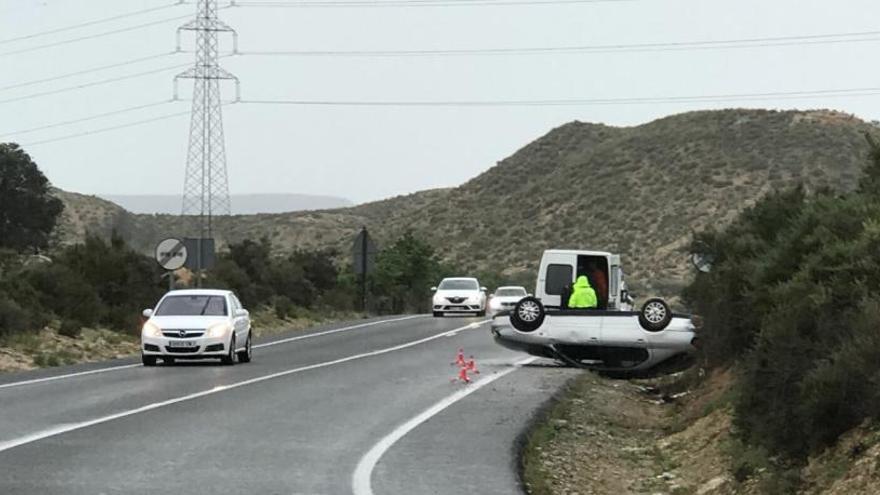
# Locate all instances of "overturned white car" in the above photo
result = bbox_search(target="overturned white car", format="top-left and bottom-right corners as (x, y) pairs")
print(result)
(491, 249), (697, 372)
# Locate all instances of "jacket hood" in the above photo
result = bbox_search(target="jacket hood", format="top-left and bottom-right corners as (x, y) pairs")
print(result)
(573, 275), (591, 289)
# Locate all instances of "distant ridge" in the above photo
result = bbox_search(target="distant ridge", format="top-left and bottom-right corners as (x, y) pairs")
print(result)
(99, 193), (353, 215)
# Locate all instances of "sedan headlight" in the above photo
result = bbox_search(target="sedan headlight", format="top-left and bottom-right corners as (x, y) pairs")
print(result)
(142, 322), (162, 338)
(205, 323), (232, 338)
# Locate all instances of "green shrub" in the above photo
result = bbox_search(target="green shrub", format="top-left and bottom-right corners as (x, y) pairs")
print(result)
(0, 295), (30, 337)
(58, 319), (82, 338)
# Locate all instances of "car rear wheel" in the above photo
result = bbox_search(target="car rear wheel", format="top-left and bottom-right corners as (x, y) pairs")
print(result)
(142, 354), (157, 366)
(162, 357), (176, 365)
(221, 336), (236, 365)
(237, 334), (252, 363)
(638, 298), (673, 332)
(510, 297), (546, 333)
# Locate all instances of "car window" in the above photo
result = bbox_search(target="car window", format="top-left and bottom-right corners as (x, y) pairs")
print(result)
(156, 295), (228, 316)
(495, 288), (526, 297)
(545, 264), (573, 295)
(438, 279), (479, 290)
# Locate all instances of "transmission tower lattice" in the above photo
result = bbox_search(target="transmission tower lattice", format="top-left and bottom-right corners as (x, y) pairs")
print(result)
(175, 0), (240, 237)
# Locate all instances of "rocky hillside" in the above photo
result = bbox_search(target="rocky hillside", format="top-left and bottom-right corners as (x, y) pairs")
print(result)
(55, 109), (876, 295)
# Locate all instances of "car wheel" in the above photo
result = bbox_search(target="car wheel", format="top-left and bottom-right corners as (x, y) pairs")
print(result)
(476, 310), (486, 317)
(237, 333), (252, 363)
(142, 354), (157, 366)
(510, 297), (546, 333)
(162, 357), (176, 365)
(433, 311), (444, 317)
(221, 335), (236, 365)
(638, 298), (672, 332)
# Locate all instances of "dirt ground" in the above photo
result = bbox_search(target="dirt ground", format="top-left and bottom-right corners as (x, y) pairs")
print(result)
(522, 368), (880, 495)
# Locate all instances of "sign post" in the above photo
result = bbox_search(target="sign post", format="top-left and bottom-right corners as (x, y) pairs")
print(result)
(352, 227), (378, 311)
(155, 238), (188, 291)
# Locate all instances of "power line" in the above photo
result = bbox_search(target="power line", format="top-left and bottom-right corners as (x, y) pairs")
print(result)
(0, 13), (194, 58)
(0, 2), (186, 46)
(239, 32), (880, 57)
(15, 86), (880, 147)
(0, 100), (178, 138)
(233, 0), (637, 8)
(239, 87), (880, 107)
(0, 52), (180, 93)
(19, 110), (196, 147)
(0, 62), (192, 106)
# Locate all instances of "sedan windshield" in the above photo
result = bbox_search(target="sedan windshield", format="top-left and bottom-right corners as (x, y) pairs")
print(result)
(495, 288), (526, 297)
(156, 295), (227, 316)
(439, 279), (478, 291)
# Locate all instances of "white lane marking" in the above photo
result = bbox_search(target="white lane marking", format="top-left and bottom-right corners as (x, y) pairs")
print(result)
(0, 315), (425, 391)
(0, 320), (492, 454)
(252, 315), (424, 349)
(0, 364), (142, 391)
(351, 355), (538, 495)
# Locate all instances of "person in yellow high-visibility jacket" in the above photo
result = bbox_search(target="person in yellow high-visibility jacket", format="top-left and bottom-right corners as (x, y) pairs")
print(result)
(568, 275), (598, 309)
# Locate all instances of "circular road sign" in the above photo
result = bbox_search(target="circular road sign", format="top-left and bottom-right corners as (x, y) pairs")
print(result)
(155, 238), (188, 271)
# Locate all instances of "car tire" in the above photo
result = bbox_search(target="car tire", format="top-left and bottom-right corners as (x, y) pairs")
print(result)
(162, 357), (176, 365)
(221, 336), (236, 365)
(142, 354), (157, 366)
(433, 311), (444, 317)
(510, 297), (546, 333)
(476, 310), (486, 317)
(237, 333), (252, 363)
(638, 298), (672, 332)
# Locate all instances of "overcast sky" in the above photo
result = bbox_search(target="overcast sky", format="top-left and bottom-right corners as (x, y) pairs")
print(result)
(1, 0), (879, 206)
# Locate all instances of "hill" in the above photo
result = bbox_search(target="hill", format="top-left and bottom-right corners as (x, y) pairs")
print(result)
(54, 108), (876, 295)
(100, 193), (352, 215)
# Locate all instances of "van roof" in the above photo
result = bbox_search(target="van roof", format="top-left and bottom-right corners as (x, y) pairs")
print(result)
(543, 249), (613, 257)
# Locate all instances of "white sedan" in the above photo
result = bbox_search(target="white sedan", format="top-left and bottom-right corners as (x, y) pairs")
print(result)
(141, 289), (252, 366)
(431, 277), (487, 317)
(488, 286), (529, 313)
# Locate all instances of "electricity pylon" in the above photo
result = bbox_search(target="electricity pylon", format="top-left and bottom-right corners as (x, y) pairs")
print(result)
(175, 0), (240, 280)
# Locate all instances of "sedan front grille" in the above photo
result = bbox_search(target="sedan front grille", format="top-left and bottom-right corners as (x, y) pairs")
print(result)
(162, 330), (205, 339)
(446, 297), (467, 304)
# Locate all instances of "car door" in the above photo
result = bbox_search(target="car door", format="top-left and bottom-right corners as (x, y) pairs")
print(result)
(600, 314), (647, 349)
(547, 314), (602, 346)
(229, 295), (247, 346)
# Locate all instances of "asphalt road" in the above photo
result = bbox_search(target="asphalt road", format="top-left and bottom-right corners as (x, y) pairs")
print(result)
(0, 315), (577, 495)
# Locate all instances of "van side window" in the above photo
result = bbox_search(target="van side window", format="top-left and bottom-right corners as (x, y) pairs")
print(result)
(545, 264), (573, 295)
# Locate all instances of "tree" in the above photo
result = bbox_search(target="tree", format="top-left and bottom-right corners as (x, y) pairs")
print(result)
(0, 144), (64, 252)
(372, 231), (443, 313)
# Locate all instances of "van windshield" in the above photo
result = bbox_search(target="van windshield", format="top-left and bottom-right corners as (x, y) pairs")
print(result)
(439, 280), (478, 291)
(156, 295), (228, 316)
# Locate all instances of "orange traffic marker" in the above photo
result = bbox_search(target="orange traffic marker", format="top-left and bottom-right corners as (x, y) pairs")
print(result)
(466, 356), (480, 374)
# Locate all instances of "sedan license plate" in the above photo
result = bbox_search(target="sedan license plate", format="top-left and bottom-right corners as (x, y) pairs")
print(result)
(168, 340), (197, 348)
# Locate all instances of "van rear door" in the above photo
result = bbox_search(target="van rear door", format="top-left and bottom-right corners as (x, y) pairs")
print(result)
(537, 252), (575, 308)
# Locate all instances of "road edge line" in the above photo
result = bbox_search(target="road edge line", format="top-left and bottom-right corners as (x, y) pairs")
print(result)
(351, 355), (538, 495)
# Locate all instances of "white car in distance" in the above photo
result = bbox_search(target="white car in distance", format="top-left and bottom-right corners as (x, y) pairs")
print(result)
(432, 278), (487, 317)
(488, 286), (529, 313)
(141, 289), (253, 366)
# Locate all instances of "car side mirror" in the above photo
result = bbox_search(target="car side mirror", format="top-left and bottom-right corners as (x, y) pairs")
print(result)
(480, 286), (488, 292)
(430, 286), (437, 292)
(234, 309), (249, 318)
(142, 308), (153, 319)
(527, 293), (533, 297)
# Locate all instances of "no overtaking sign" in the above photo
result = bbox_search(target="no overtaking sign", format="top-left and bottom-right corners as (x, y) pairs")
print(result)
(155, 238), (188, 271)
